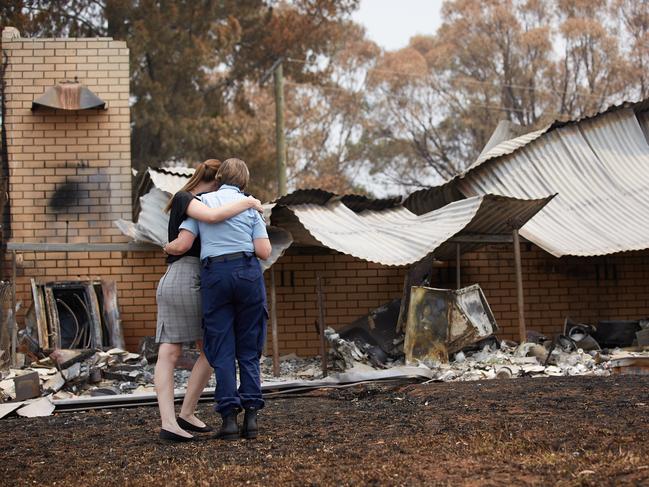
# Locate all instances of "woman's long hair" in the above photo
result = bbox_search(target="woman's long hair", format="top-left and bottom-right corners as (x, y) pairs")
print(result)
(164, 159), (221, 212)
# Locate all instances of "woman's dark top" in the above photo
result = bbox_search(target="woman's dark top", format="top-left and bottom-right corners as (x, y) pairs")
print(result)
(167, 191), (201, 264)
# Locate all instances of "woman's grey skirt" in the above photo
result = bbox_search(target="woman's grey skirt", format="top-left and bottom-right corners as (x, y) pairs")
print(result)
(156, 256), (203, 343)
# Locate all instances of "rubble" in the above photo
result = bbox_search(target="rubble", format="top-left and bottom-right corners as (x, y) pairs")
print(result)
(324, 327), (649, 382)
(14, 371), (40, 400)
(50, 349), (94, 369)
(16, 396), (55, 418)
(637, 320), (649, 347)
(2, 294), (649, 420)
(42, 371), (65, 393)
(323, 289), (649, 381)
(0, 347), (149, 416)
(0, 401), (24, 419)
(609, 353), (649, 376)
(567, 324), (601, 351)
(336, 299), (404, 367)
(138, 336), (159, 363)
(325, 328), (371, 370)
(592, 319), (642, 348)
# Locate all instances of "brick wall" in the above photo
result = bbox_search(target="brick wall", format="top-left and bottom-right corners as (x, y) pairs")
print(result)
(263, 247), (407, 356)
(12, 250), (165, 350)
(457, 244), (649, 341)
(262, 244), (649, 357)
(1, 32), (151, 350)
(8, 242), (649, 356)
(3, 33), (131, 242)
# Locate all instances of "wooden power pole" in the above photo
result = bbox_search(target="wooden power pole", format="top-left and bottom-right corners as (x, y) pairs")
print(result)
(273, 61), (287, 196)
(512, 229), (527, 342)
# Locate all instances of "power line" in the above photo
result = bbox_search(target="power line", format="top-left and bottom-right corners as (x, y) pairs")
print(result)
(284, 57), (610, 102)
(283, 80), (538, 114)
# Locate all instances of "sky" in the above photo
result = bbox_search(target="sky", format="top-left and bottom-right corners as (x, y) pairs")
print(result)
(348, 2), (445, 195)
(352, 0), (444, 51)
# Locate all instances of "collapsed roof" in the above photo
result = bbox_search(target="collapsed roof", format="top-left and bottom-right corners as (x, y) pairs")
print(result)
(124, 97), (649, 264)
(125, 95), (649, 265)
(119, 172), (551, 267)
(267, 194), (550, 265)
(451, 98), (649, 257)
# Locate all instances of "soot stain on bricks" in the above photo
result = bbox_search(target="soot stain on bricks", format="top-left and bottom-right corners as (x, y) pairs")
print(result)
(49, 179), (83, 212)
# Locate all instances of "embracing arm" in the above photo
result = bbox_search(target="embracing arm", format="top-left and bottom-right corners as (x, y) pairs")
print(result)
(251, 209), (271, 260)
(186, 196), (263, 224)
(253, 238), (272, 260)
(163, 229), (196, 255)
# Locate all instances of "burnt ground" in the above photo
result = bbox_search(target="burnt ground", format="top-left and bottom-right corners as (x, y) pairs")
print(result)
(1, 375), (648, 487)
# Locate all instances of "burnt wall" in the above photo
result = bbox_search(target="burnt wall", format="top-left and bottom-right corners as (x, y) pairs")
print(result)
(8, 243), (649, 355)
(3, 35), (131, 243)
(263, 245), (649, 356)
(458, 244), (649, 340)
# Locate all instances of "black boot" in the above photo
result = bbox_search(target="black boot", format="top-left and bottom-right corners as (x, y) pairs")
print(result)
(241, 409), (258, 439)
(216, 411), (240, 440)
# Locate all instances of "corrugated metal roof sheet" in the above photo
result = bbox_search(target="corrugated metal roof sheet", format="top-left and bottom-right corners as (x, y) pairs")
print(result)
(119, 172), (550, 266)
(271, 194), (551, 266)
(465, 98), (649, 175)
(132, 167), (193, 218)
(138, 174), (403, 214)
(458, 106), (649, 257)
(432, 194), (553, 260)
(160, 166), (196, 176)
(476, 119), (530, 162)
(272, 188), (402, 212)
(273, 188), (335, 206)
(340, 194), (402, 212)
(147, 167), (192, 194)
(639, 110), (649, 142)
(403, 180), (466, 215)
(117, 188), (170, 246)
(468, 127), (549, 173)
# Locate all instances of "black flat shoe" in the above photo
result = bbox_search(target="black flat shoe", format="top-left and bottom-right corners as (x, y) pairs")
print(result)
(159, 429), (194, 443)
(177, 416), (213, 433)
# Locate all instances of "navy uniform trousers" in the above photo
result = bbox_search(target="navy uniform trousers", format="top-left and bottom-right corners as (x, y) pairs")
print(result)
(200, 254), (267, 416)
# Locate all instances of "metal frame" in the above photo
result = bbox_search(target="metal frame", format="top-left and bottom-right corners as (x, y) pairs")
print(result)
(446, 232), (527, 341)
(270, 268), (279, 377)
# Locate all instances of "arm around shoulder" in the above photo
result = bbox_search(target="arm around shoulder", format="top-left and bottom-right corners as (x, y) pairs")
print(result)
(186, 196), (263, 224)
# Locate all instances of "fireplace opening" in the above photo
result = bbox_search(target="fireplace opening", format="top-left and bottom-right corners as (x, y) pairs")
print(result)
(26, 279), (124, 350)
(53, 285), (110, 349)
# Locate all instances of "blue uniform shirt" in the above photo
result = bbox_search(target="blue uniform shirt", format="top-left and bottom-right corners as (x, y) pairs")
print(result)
(179, 184), (268, 261)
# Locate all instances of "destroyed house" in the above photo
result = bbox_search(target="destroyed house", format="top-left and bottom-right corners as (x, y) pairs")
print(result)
(2, 26), (649, 361)
(121, 99), (649, 357)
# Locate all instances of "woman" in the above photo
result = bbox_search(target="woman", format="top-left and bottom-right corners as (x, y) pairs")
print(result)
(156, 159), (263, 443)
(167, 158), (271, 440)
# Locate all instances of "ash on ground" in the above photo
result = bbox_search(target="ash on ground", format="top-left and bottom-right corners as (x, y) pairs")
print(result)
(260, 354), (323, 380)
